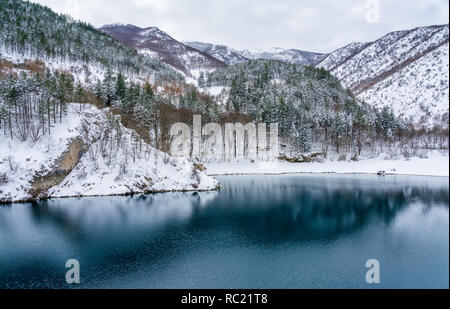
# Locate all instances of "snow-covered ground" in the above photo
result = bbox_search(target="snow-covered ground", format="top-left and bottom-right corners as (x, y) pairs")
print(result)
(239, 47), (327, 66)
(2, 101), (446, 205)
(0, 46), (170, 88)
(0, 104), (219, 203)
(319, 24), (449, 127)
(0, 104), (83, 202)
(204, 152), (449, 177)
(358, 42), (449, 126)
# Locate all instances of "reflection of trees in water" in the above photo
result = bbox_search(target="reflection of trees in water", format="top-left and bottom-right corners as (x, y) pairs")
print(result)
(0, 191), (219, 288)
(0, 177), (447, 288)
(14, 179), (450, 246)
(207, 179), (449, 242)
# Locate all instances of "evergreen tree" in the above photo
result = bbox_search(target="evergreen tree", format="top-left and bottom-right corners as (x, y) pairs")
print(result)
(115, 72), (126, 102)
(102, 67), (115, 106)
(198, 71), (205, 88)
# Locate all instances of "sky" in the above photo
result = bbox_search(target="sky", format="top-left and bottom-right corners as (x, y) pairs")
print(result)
(31, 0), (449, 53)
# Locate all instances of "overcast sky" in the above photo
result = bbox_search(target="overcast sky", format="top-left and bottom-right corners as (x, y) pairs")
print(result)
(31, 0), (449, 53)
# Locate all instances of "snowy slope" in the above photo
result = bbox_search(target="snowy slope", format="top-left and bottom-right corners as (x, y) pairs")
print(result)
(317, 42), (370, 71)
(358, 43), (449, 125)
(185, 42), (328, 66)
(0, 1), (182, 86)
(240, 47), (328, 66)
(184, 41), (249, 65)
(0, 104), (82, 203)
(319, 24), (449, 127)
(0, 104), (219, 203)
(100, 24), (227, 77)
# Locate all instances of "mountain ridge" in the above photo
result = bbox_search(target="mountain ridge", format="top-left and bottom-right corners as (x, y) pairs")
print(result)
(319, 23), (449, 127)
(99, 24), (227, 77)
(184, 41), (329, 66)
(239, 47), (328, 66)
(183, 41), (249, 65)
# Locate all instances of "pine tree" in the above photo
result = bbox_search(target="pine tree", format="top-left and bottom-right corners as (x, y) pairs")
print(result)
(115, 72), (126, 103)
(198, 71), (205, 88)
(102, 67), (115, 106)
(143, 82), (154, 100)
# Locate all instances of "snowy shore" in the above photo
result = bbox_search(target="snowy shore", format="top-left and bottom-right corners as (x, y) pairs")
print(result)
(0, 104), (219, 203)
(204, 153), (449, 177)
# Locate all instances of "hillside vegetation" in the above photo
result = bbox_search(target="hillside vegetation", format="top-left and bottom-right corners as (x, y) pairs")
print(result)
(205, 59), (447, 156)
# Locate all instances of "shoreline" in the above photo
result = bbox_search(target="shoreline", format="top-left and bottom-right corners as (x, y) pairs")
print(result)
(203, 153), (450, 178)
(208, 171), (450, 178)
(1, 169), (447, 205)
(0, 185), (221, 205)
(2, 153), (448, 204)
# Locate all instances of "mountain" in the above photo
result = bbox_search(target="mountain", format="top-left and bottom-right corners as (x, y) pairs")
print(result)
(184, 41), (249, 65)
(204, 59), (394, 155)
(0, 0), (182, 84)
(99, 24), (227, 77)
(185, 42), (328, 66)
(318, 24), (449, 127)
(239, 48), (328, 66)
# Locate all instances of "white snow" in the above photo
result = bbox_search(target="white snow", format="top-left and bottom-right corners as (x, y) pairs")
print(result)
(239, 47), (327, 65)
(0, 104), (82, 202)
(204, 152), (449, 177)
(203, 86), (228, 97)
(139, 49), (159, 59)
(320, 24), (449, 127)
(0, 104), (219, 203)
(358, 43), (449, 126)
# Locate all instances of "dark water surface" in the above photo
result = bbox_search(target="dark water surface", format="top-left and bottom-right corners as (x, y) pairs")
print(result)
(0, 174), (448, 289)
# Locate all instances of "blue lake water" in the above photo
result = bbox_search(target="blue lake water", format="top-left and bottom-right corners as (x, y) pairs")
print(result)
(0, 174), (448, 289)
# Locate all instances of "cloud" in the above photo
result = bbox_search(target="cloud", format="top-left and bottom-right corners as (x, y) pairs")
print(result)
(30, 0), (449, 52)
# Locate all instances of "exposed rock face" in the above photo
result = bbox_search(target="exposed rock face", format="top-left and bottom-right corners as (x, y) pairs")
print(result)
(0, 104), (219, 204)
(279, 153), (324, 163)
(29, 138), (86, 199)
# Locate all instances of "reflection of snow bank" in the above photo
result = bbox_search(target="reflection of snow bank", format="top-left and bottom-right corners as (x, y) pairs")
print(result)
(195, 191), (220, 208)
(39, 191), (219, 232)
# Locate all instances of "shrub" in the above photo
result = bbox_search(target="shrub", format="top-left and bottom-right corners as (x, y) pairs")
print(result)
(0, 172), (8, 184)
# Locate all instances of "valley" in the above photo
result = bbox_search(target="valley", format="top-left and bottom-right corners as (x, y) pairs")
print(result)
(0, 0), (448, 203)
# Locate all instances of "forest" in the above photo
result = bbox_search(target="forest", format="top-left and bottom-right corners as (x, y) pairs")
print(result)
(0, 0), (448, 162)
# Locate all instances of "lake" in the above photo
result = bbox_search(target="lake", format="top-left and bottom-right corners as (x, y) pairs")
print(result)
(0, 174), (448, 289)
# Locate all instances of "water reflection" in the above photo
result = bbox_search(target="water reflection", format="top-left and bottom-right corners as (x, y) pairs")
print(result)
(0, 174), (448, 288)
(206, 175), (449, 241)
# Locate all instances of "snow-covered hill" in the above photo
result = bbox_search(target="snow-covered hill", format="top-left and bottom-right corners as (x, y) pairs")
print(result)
(318, 24), (449, 127)
(240, 47), (328, 66)
(185, 42), (328, 66)
(0, 1), (183, 86)
(184, 41), (249, 65)
(100, 24), (227, 78)
(0, 104), (219, 203)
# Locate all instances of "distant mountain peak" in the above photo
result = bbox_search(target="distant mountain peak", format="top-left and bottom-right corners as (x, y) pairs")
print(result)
(99, 24), (227, 77)
(184, 42), (328, 66)
(239, 47), (328, 66)
(184, 41), (249, 65)
(139, 27), (169, 37)
(319, 24), (449, 127)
